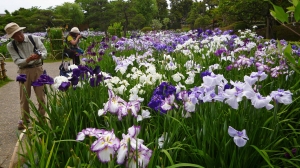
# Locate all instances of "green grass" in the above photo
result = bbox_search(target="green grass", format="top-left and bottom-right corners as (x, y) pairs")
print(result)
(0, 77), (13, 87)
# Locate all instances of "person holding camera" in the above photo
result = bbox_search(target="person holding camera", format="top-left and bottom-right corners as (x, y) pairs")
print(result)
(65, 27), (84, 65)
(4, 22), (47, 130)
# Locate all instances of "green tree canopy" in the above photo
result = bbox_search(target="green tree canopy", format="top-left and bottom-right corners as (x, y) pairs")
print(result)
(55, 2), (85, 27)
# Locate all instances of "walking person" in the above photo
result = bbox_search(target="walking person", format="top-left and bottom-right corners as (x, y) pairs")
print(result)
(4, 22), (47, 130)
(65, 27), (84, 65)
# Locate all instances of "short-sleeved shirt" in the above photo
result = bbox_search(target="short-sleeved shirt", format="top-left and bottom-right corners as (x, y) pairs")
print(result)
(66, 35), (79, 49)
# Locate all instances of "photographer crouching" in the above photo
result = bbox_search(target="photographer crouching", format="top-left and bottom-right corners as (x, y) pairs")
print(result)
(65, 27), (85, 65)
(4, 22), (47, 130)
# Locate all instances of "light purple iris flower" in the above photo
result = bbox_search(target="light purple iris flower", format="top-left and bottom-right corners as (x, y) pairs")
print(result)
(127, 100), (141, 117)
(117, 126), (152, 167)
(228, 126), (249, 147)
(104, 90), (127, 115)
(224, 81), (254, 109)
(244, 71), (268, 86)
(270, 89), (293, 105)
(202, 72), (228, 88)
(177, 91), (197, 113)
(76, 128), (105, 141)
(161, 94), (177, 111)
(90, 130), (120, 163)
(251, 93), (274, 110)
(202, 86), (225, 103)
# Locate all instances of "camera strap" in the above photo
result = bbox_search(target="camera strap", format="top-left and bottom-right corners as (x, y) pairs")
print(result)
(12, 35), (43, 65)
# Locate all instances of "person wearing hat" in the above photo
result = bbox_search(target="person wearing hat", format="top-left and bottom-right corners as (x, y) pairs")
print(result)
(4, 22), (47, 130)
(65, 27), (84, 65)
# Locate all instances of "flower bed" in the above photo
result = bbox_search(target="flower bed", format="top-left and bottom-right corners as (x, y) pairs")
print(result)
(20, 28), (300, 167)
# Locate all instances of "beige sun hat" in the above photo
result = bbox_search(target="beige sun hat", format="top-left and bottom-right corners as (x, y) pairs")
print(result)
(70, 27), (80, 34)
(4, 22), (26, 38)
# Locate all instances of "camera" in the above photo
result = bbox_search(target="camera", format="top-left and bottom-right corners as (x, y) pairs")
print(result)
(34, 48), (42, 56)
(81, 35), (87, 39)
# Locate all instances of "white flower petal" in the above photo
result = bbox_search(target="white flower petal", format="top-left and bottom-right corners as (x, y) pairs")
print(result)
(97, 147), (115, 163)
(233, 136), (247, 147)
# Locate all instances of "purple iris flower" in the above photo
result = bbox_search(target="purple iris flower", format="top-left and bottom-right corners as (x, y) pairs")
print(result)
(223, 83), (232, 91)
(197, 28), (203, 37)
(148, 82), (177, 113)
(200, 70), (211, 79)
(226, 65), (233, 71)
(291, 45), (297, 50)
(58, 82), (71, 91)
(88, 52), (97, 56)
(205, 29), (213, 36)
(32, 73), (54, 86)
(98, 49), (105, 56)
(166, 46), (174, 53)
(69, 76), (79, 86)
(93, 65), (101, 75)
(72, 68), (81, 77)
(89, 74), (103, 87)
(285, 148), (297, 159)
(89, 77), (97, 87)
(154, 82), (176, 98)
(214, 48), (227, 56)
(257, 44), (264, 51)
(111, 36), (117, 41)
(148, 94), (164, 111)
(16, 74), (27, 83)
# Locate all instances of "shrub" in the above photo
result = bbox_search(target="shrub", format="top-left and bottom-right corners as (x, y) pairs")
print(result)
(47, 27), (64, 59)
(141, 27), (152, 32)
(0, 41), (10, 58)
(220, 21), (249, 33)
(107, 22), (123, 37)
(194, 15), (211, 29)
(151, 19), (163, 30)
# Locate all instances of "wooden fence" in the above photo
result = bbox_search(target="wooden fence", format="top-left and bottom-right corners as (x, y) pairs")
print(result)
(0, 53), (7, 80)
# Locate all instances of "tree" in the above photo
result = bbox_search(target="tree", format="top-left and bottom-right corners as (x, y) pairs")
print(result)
(111, 0), (137, 37)
(132, 0), (158, 26)
(27, 10), (58, 32)
(155, 0), (169, 22)
(4, 10), (11, 16)
(131, 14), (146, 30)
(85, 0), (113, 33)
(194, 15), (211, 29)
(169, 0), (193, 29)
(75, 0), (100, 25)
(55, 2), (85, 27)
(186, 2), (201, 29)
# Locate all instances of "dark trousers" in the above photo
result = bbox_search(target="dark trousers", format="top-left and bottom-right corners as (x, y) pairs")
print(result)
(73, 55), (80, 65)
(64, 48), (80, 65)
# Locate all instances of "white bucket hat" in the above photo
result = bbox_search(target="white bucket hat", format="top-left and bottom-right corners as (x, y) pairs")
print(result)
(70, 27), (80, 34)
(4, 22), (26, 38)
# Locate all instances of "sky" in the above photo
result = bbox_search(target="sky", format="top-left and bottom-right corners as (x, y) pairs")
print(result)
(0, 0), (75, 13)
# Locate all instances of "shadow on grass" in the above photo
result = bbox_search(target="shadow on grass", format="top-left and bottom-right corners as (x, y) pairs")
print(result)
(0, 77), (13, 88)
